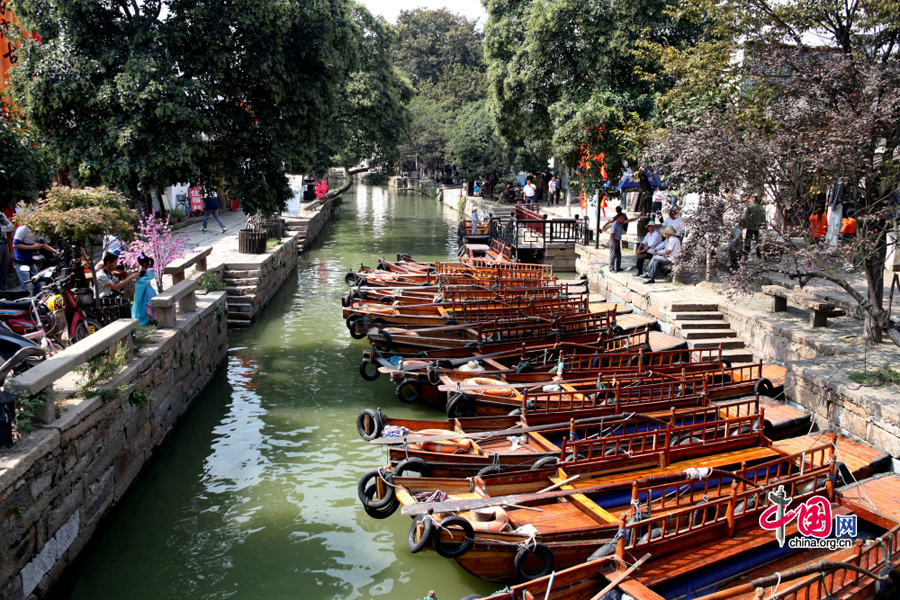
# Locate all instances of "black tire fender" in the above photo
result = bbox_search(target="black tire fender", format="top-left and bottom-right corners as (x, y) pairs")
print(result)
(612, 325), (625, 336)
(347, 314), (367, 340)
(356, 276), (368, 288)
(444, 318), (459, 326)
(447, 392), (476, 418)
(875, 567), (900, 599)
(362, 495), (399, 519)
(514, 543), (554, 581)
(721, 358), (732, 369)
(356, 408), (383, 441)
(357, 469), (395, 509)
(408, 515), (434, 553)
(754, 377), (774, 397)
(344, 272), (358, 286)
(530, 456), (559, 470)
(515, 362), (535, 374)
(475, 465), (504, 477)
(359, 359), (380, 381)
(432, 516), (474, 558)
(395, 457), (431, 478)
(396, 379), (422, 404)
(377, 327), (392, 352)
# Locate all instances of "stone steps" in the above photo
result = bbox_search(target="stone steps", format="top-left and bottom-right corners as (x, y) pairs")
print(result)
(676, 320), (733, 330)
(223, 277), (257, 286)
(226, 286), (259, 296)
(688, 338), (747, 350)
(682, 329), (738, 340)
(669, 303), (719, 312)
(671, 311), (724, 321)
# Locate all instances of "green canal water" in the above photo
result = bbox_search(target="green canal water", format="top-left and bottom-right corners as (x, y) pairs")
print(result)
(56, 186), (499, 600)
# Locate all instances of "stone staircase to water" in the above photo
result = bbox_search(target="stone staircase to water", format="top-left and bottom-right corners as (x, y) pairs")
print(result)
(222, 267), (261, 329)
(667, 302), (755, 365)
(284, 217), (309, 253)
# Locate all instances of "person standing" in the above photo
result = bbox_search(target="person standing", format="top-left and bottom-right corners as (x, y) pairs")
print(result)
(608, 212), (627, 273)
(12, 224), (57, 296)
(523, 177), (536, 202)
(0, 213), (15, 290)
(742, 196), (766, 258)
(840, 212), (857, 271)
(809, 205), (827, 244)
(471, 208), (480, 235)
(548, 175), (559, 206)
(201, 190), (227, 234)
(131, 254), (158, 325)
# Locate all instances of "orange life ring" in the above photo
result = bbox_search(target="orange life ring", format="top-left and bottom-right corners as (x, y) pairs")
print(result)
(414, 429), (472, 454)
(468, 507), (510, 532)
(464, 377), (516, 398)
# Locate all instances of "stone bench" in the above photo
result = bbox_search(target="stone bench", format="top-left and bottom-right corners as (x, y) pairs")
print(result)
(8, 319), (138, 396)
(762, 285), (835, 328)
(150, 279), (198, 328)
(163, 246), (213, 285)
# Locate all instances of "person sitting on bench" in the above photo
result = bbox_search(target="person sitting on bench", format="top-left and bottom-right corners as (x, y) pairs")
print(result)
(634, 221), (663, 276)
(642, 226), (681, 284)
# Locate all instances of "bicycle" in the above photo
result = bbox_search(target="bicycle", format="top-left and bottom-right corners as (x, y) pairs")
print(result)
(175, 193), (193, 216)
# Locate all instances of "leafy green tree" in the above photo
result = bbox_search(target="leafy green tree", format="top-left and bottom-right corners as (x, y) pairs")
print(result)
(0, 101), (51, 208)
(316, 3), (414, 197)
(10, 0), (357, 216)
(484, 0), (706, 193)
(393, 8), (485, 86)
(447, 99), (511, 179)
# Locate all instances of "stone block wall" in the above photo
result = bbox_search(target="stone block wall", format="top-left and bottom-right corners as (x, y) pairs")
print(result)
(302, 198), (333, 248)
(225, 233), (299, 328)
(0, 292), (229, 599)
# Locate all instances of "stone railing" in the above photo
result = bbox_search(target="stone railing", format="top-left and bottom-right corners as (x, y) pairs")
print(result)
(8, 319), (138, 398)
(163, 246), (212, 285)
(150, 279), (198, 328)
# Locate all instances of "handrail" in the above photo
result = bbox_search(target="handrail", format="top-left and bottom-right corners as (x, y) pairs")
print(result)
(8, 318), (138, 396)
(150, 278), (199, 328)
(163, 246), (213, 285)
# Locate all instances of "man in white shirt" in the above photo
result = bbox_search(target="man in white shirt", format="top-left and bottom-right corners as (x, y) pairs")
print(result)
(662, 208), (684, 234)
(633, 221), (663, 276)
(643, 226), (682, 283)
(548, 175), (559, 206)
(523, 176), (536, 201)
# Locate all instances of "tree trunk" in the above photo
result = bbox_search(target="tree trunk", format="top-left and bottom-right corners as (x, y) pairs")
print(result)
(325, 154), (365, 200)
(863, 228), (888, 343)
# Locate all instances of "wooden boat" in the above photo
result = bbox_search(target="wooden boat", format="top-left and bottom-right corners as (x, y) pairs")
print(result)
(386, 440), (854, 582)
(358, 398), (807, 479)
(467, 521), (900, 600)
(438, 362), (772, 417)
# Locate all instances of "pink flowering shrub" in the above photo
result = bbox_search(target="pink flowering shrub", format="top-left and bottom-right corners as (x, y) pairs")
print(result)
(119, 214), (186, 292)
(315, 179), (328, 200)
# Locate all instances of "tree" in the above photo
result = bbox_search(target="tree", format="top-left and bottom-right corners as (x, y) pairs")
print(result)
(17, 186), (139, 295)
(392, 8), (485, 86)
(10, 0), (358, 216)
(647, 0), (900, 345)
(483, 0), (707, 193)
(447, 99), (511, 179)
(118, 214), (186, 292)
(315, 3), (414, 198)
(0, 100), (51, 208)
(393, 8), (487, 169)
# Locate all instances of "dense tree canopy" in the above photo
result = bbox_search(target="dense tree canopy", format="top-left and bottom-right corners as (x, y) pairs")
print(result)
(10, 0), (358, 215)
(393, 8), (485, 86)
(0, 101), (51, 208)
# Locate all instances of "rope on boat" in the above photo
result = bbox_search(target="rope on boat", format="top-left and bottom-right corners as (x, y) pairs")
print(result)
(769, 573), (781, 599)
(684, 467), (712, 480)
(827, 453), (878, 512)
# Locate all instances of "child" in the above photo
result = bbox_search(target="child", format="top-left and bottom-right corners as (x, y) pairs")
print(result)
(131, 254), (158, 325)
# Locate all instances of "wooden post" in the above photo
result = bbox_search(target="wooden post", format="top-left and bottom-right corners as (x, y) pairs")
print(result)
(726, 482), (737, 537)
(615, 513), (627, 558)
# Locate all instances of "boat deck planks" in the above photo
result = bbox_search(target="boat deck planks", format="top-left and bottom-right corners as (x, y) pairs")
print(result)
(506, 501), (598, 532)
(729, 365), (787, 387)
(772, 433), (889, 479)
(477, 437), (546, 455)
(647, 330), (687, 351)
(590, 301), (629, 315)
(716, 396), (809, 435)
(560, 445), (781, 489)
(634, 507), (852, 586)
(840, 473), (900, 524)
(616, 313), (656, 331)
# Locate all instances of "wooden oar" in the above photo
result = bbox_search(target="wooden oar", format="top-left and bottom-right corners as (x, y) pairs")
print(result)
(370, 412), (668, 445)
(591, 553), (652, 600)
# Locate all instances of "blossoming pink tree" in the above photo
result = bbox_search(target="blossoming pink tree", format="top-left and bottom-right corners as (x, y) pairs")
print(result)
(119, 214), (187, 292)
(315, 179), (328, 200)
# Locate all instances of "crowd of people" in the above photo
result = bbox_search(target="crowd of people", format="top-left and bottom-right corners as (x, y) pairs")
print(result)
(603, 204), (685, 284)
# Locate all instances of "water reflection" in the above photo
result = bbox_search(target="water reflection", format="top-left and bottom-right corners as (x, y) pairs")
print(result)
(57, 187), (493, 600)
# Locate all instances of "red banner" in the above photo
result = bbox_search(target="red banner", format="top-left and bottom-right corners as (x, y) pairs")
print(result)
(188, 188), (204, 212)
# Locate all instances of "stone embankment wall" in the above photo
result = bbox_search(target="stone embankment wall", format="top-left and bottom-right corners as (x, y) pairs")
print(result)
(224, 233), (299, 329)
(0, 292), (229, 599)
(301, 198), (333, 251)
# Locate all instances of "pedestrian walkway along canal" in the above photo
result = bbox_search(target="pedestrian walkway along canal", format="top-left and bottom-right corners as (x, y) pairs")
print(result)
(53, 185), (497, 600)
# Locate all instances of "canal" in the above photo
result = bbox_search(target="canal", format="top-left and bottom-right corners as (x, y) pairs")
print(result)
(55, 186), (498, 600)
